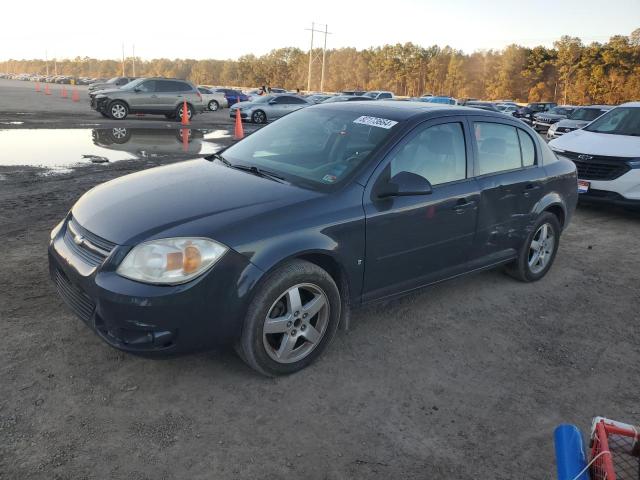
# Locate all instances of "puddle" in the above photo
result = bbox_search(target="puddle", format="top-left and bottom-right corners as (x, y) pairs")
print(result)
(0, 127), (229, 170)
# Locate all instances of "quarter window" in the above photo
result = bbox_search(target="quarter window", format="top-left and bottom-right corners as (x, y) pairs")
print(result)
(518, 129), (536, 167)
(474, 122), (522, 175)
(389, 122), (467, 186)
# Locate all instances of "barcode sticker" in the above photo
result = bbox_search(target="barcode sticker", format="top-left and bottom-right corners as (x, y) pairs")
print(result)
(353, 116), (398, 129)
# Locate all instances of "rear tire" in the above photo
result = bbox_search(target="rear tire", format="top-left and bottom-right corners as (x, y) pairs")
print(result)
(505, 212), (561, 282)
(176, 103), (194, 122)
(236, 260), (341, 376)
(208, 100), (219, 111)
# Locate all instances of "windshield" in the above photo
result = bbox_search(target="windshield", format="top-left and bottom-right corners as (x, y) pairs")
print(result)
(121, 78), (145, 90)
(569, 108), (607, 121)
(584, 107), (640, 136)
(106, 77), (120, 84)
(549, 107), (572, 116)
(363, 92), (377, 98)
(221, 108), (399, 187)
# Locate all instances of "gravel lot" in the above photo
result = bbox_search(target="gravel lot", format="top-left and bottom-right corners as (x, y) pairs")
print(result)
(1, 81), (639, 479)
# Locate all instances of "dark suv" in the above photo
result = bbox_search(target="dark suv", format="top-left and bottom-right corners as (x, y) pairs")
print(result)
(49, 103), (577, 376)
(514, 102), (557, 125)
(90, 78), (204, 121)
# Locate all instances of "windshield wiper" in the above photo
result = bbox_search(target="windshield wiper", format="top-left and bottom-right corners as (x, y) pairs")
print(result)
(209, 153), (286, 183)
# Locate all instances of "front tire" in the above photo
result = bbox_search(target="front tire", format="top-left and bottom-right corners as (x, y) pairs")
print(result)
(176, 103), (194, 122)
(208, 100), (219, 111)
(505, 212), (561, 282)
(108, 101), (128, 120)
(236, 260), (341, 376)
(251, 110), (267, 124)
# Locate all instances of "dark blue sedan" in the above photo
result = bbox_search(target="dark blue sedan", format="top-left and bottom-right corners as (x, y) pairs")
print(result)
(49, 102), (577, 376)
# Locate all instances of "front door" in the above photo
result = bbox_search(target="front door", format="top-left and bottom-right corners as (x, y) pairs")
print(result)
(127, 80), (158, 112)
(363, 118), (480, 302)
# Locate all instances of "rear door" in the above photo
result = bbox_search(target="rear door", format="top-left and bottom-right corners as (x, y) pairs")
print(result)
(468, 118), (547, 265)
(362, 117), (480, 302)
(156, 80), (190, 111)
(270, 96), (306, 118)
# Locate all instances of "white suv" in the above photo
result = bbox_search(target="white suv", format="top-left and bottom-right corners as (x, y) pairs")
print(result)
(549, 102), (640, 208)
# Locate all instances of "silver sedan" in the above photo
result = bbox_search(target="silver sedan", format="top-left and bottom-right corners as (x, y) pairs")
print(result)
(230, 94), (312, 123)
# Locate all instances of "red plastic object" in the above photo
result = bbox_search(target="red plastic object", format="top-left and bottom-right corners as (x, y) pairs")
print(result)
(590, 418), (639, 480)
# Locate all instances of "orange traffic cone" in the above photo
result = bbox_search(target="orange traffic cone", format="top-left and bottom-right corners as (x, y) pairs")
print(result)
(181, 99), (190, 125)
(71, 88), (80, 102)
(234, 107), (244, 140)
(61, 86), (68, 98)
(181, 128), (190, 152)
(35, 82), (41, 92)
(44, 83), (51, 95)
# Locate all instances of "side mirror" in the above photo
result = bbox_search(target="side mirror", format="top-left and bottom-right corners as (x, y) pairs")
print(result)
(268, 99), (277, 104)
(133, 87), (141, 93)
(377, 171), (433, 198)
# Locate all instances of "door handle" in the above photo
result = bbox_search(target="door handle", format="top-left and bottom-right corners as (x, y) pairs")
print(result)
(453, 198), (476, 213)
(523, 183), (541, 197)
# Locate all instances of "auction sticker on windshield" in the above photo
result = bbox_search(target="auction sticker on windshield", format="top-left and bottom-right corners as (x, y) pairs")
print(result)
(353, 116), (398, 129)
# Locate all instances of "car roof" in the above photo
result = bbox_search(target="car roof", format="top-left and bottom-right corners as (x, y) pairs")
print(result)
(620, 102), (640, 107)
(312, 100), (511, 122)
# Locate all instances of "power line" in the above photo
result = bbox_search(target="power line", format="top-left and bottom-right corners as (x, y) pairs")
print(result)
(305, 22), (332, 92)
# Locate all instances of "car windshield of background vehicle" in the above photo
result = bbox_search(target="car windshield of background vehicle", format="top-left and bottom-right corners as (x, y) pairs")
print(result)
(569, 108), (606, 121)
(121, 78), (146, 90)
(551, 107), (573, 115)
(584, 107), (640, 136)
(222, 108), (399, 187)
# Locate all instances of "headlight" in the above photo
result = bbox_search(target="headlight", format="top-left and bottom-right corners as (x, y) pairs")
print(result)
(117, 237), (227, 285)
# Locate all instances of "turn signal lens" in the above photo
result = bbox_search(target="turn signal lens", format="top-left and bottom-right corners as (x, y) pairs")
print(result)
(117, 237), (227, 285)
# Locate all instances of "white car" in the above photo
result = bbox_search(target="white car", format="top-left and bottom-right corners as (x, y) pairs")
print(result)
(549, 102), (640, 208)
(363, 90), (394, 100)
(197, 86), (229, 111)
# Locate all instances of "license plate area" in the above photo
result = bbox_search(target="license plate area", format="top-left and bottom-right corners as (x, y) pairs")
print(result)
(578, 180), (590, 194)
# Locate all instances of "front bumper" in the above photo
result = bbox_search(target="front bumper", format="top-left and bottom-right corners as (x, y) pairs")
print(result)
(577, 168), (640, 207)
(49, 217), (263, 355)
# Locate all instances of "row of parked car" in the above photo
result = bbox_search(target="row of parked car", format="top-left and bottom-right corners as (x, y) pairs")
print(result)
(2, 72), (101, 85)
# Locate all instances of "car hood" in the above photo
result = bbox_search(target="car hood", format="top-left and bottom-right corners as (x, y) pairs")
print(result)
(549, 129), (640, 157)
(94, 88), (121, 96)
(535, 113), (565, 120)
(555, 119), (589, 129)
(71, 159), (322, 247)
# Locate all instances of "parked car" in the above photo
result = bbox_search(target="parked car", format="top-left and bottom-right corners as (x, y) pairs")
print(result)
(513, 102), (557, 125)
(418, 96), (456, 105)
(549, 102), (640, 208)
(466, 101), (501, 112)
(363, 91), (394, 100)
(547, 105), (613, 139)
(533, 106), (577, 132)
(88, 76), (137, 93)
(92, 127), (209, 157)
(206, 88), (249, 106)
(306, 94), (334, 104)
(197, 86), (229, 111)
(230, 94), (311, 123)
(49, 101), (577, 375)
(340, 90), (366, 96)
(322, 95), (374, 103)
(496, 104), (519, 114)
(90, 78), (204, 121)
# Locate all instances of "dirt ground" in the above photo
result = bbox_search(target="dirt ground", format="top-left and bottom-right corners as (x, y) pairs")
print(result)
(1, 85), (640, 479)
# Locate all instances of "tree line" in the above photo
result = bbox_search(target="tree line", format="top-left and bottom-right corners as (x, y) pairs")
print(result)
(3, 30), (639, 104)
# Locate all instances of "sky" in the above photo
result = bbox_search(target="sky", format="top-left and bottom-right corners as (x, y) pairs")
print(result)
(1, 0), (639, 60)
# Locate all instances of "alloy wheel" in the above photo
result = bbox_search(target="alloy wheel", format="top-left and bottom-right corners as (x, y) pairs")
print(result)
(262, 283), (330, 364)
(111, 104), (126, 119)
(528, 223), (555, 274)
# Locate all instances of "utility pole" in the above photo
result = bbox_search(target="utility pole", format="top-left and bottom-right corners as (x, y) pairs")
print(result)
(132, 45), (136, 77)
(121, 43), (125, 76)
(45, 50), (49, 76)
(305, 22), (331, 93)
(320, 24), (328, 92)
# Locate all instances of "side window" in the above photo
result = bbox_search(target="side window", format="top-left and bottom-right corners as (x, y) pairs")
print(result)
(380, 93), (391, 99)
(474, 122), (521, 175)
(275, 96), (298, 104)
(157, 80), (174, 92)
(287, 97), (307, 104)
(137, 80), (156, 93)
(389, 122), (467, 186)
(518, 129), (536, 167)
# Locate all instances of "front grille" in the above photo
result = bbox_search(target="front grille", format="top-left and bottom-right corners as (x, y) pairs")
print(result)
(561, 151), (631, 181)
(53, 268), (95, 323)
(63, 217), (116, 267)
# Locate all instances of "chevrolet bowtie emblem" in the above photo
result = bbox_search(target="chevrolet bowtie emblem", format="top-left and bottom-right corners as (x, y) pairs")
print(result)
(578, 154), (593, 161)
